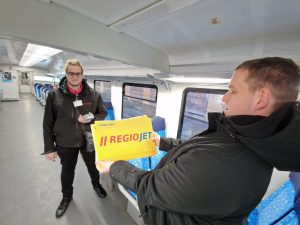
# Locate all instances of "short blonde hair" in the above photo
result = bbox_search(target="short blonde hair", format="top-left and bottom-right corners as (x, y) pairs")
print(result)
(64, 59), (83, 74)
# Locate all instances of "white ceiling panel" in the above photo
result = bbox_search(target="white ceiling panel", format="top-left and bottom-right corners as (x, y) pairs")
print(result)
(125, 0), (300, 65)
(51, 0), (160, 25)
(109, 0), (199, 32)
(1, 0), (300, 77)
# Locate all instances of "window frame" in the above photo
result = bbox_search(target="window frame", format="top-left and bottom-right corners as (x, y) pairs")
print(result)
(177, 87), (226, 139)
(121, 82), (158, 119)
(94, 79), (111, 102)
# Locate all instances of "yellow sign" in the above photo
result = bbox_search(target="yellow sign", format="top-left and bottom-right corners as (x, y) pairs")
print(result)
(91, 115), (156, 161)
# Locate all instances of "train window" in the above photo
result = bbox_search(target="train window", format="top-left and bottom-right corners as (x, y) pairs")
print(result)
(122, 83), (157, 119)
(177, 88), (226, 139)
(94, 80), (111, 102)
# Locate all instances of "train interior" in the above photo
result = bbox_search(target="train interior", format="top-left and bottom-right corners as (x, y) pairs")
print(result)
(0, 0), (300, 224)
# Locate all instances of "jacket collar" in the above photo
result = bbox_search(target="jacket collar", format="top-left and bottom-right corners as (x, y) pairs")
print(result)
(207, 102), (295, 139)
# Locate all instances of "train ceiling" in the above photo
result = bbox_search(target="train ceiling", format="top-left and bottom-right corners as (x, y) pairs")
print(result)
(0, 0), (300, 77)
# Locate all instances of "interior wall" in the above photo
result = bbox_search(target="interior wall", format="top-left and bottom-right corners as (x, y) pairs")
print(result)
(0, 66), (19, 100)
(108, 78), (227, 139)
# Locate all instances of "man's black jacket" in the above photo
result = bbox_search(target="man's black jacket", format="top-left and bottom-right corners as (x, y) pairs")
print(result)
(110, 102), (300, 225)
(43, 77), (107, 153)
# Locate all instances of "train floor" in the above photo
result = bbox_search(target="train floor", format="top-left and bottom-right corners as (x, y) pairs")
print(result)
(0, 94), (136, 225)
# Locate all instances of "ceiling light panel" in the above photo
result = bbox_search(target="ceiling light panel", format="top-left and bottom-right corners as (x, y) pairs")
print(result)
(19, 43), (62, 67)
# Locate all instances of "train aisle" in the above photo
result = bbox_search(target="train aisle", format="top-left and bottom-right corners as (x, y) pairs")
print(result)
(0, 94), (136, 225)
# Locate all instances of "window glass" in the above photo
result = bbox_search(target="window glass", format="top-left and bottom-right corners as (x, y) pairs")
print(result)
(122, 83), (157, 119)
(95, 80), (111, 102)
(178, 88), (225, 139)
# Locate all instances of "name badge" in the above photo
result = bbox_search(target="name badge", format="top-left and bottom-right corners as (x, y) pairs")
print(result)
(73, 100), (83, 107)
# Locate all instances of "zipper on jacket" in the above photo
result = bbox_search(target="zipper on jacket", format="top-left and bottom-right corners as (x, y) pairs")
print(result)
(139, 206), (148, 217)
(75, 94), (80, 148)
(230, 132), (239, 140)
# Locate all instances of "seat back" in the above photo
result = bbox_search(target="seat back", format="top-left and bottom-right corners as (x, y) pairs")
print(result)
(290, 172), (300, 224)
(150, 116), (167, 170)
(104, 102), (115, 120)
(36, 83), (44, 100)
(273, 210), (298, 225)
(247, 178), (297, 225)
(33, 83), (41, 97)
(127, 116), (166, 199)
(127, 116), (167, 171)
(42, 86), (53, 106)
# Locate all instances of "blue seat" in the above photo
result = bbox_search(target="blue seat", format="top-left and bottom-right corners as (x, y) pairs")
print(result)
(35, 83), (43, 100)
(33, 83), (41, 97)
(150, 116), (167, 170)
(247, 175), (298, 225)
(290, 172), (300, 224)
(44, 86), (53, 104)
(274, 210), (298, 225)
(127, 116), (166, 199)
(104, 102), (115, 120)
(127, 116), (166, 171)
(41, 84), (53, 105)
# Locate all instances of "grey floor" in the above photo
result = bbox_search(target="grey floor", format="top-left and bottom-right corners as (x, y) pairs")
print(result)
(0, 94), (136, 225)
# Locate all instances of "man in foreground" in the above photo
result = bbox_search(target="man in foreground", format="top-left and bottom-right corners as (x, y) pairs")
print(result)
(97, 57), (300, 225)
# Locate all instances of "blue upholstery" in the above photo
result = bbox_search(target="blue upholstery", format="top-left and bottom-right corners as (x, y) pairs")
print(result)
(33, 83), (41, 97)
(36, 84), (44, 99)
(290, 172), (300, 224)
(104, 102), (115, 120)
(127, 116), (166, 170)
(247, 179), (296, 225)
(127, 116), (167, 199)
(274, 210), (298, 225)
(40, 85), (53, 105)
(152, 116), (166, 133)
(127, 157), (150, 198)
(150, 117), (167, 170)
(127, 158), (150, 171)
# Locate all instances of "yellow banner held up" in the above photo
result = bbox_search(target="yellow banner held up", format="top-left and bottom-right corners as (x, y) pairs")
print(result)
(91, 115), (156, 161)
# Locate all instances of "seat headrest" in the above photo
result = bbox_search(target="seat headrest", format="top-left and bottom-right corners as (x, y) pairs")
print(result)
(104, 102), (113, 109)
(152, 116), (166, 132)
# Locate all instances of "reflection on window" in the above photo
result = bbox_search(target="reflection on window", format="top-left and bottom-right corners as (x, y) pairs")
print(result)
(178, 89), (225, 139)
(95, 80), (111, 102)
(122, 83), (157, 119)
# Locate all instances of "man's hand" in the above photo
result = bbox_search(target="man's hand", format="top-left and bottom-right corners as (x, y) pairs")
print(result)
(46, 152), (57, 161)
(78, 113), (93, 123)
(152, 132), (161, 147)
(96, 161), (114, 174)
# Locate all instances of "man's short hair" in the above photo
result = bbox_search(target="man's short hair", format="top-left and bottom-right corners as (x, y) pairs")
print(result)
(64, 59), (83, 74)
(236, 57), (300, 110)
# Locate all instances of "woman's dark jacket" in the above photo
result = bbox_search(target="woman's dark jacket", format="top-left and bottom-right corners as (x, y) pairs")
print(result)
(110, 102), (300, 225)
(43, 77), (107, 153)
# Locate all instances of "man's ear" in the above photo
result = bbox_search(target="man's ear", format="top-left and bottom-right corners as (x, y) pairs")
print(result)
(255, 87), (273, 110)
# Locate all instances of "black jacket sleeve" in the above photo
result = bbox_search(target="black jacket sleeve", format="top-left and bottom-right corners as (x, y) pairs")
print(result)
(110, 161), (149, 191)
(159, 137), (184, 152)
(42, 91), (57, 154)
(110, 146), (242, 217)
